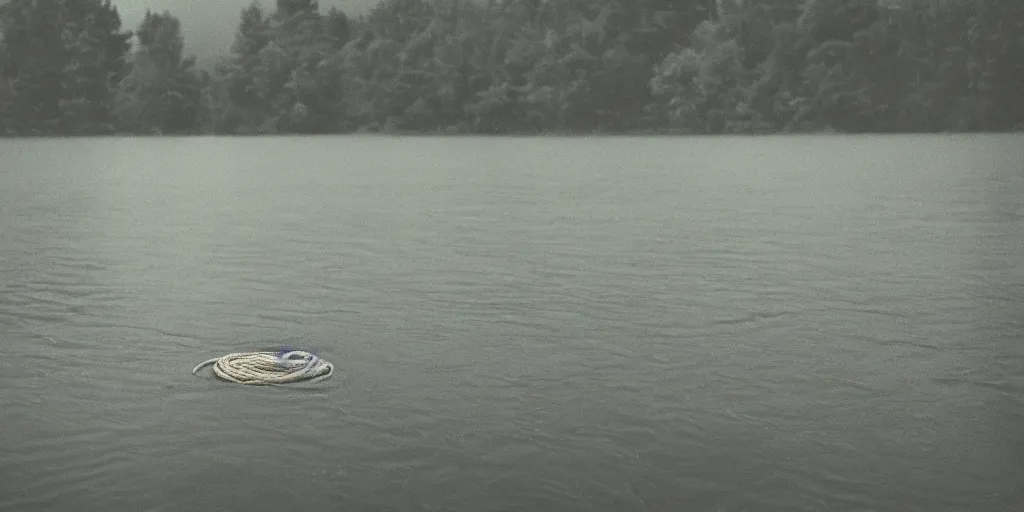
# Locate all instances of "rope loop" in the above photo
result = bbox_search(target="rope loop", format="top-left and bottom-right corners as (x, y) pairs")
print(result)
(192, 350), (333, 385)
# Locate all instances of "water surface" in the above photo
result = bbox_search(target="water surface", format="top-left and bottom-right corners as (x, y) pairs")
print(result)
(1, 135), (1022, 511)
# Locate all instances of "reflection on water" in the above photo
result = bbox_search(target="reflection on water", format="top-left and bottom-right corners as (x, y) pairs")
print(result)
(0, 135), (1022, 512)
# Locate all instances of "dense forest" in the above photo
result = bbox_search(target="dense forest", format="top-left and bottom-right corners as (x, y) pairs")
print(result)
(0, 0), (1021, 136)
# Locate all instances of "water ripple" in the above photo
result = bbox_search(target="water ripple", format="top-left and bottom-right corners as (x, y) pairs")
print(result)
(1, 136), (1022, 512)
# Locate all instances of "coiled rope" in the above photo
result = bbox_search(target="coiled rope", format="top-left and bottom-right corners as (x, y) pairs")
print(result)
(192, 350), (333, 385)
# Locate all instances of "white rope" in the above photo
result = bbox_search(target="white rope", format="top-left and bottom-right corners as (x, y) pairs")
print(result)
(192, 350), (334, 385)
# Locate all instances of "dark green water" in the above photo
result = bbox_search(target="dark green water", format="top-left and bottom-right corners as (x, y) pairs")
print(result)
(1, 136), (1022, 512)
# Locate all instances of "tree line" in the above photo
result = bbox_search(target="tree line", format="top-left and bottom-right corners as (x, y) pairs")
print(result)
(1, 0), (1021, 136)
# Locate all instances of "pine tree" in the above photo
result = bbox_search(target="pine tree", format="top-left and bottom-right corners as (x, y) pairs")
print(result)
(233, 1), (272, 57)
(0, 0), (131, 134)
(276, 0), (319, 19)
(114, 10), (201, 134)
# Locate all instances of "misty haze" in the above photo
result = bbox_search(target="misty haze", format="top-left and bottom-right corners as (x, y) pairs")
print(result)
(112, 0), (380, 68)
(1, 1), (1022, 512)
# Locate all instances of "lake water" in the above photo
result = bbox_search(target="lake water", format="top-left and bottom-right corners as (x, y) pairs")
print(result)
(1, 136), (1022, 512)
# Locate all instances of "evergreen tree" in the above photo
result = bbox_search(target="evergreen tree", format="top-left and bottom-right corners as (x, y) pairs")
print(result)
(234, 2), (272, 56)
(114, 10), (202, 134)
(210, 0), (349, 134)
(276, 0), (319, 18)
(4, 0), (1022, 136)
(0, 0), (131, 135)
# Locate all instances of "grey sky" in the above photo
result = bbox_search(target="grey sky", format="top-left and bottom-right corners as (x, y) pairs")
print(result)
(111, 0), (380, 67)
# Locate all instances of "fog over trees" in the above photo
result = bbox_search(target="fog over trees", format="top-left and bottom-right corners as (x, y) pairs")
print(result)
(1, 0), (1021, 135)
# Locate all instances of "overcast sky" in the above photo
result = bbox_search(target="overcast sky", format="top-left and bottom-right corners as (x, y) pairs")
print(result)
(111, 0), (380, 67)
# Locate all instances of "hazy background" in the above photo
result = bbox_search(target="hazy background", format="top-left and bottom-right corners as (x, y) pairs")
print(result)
(111, 0), (380, 68)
